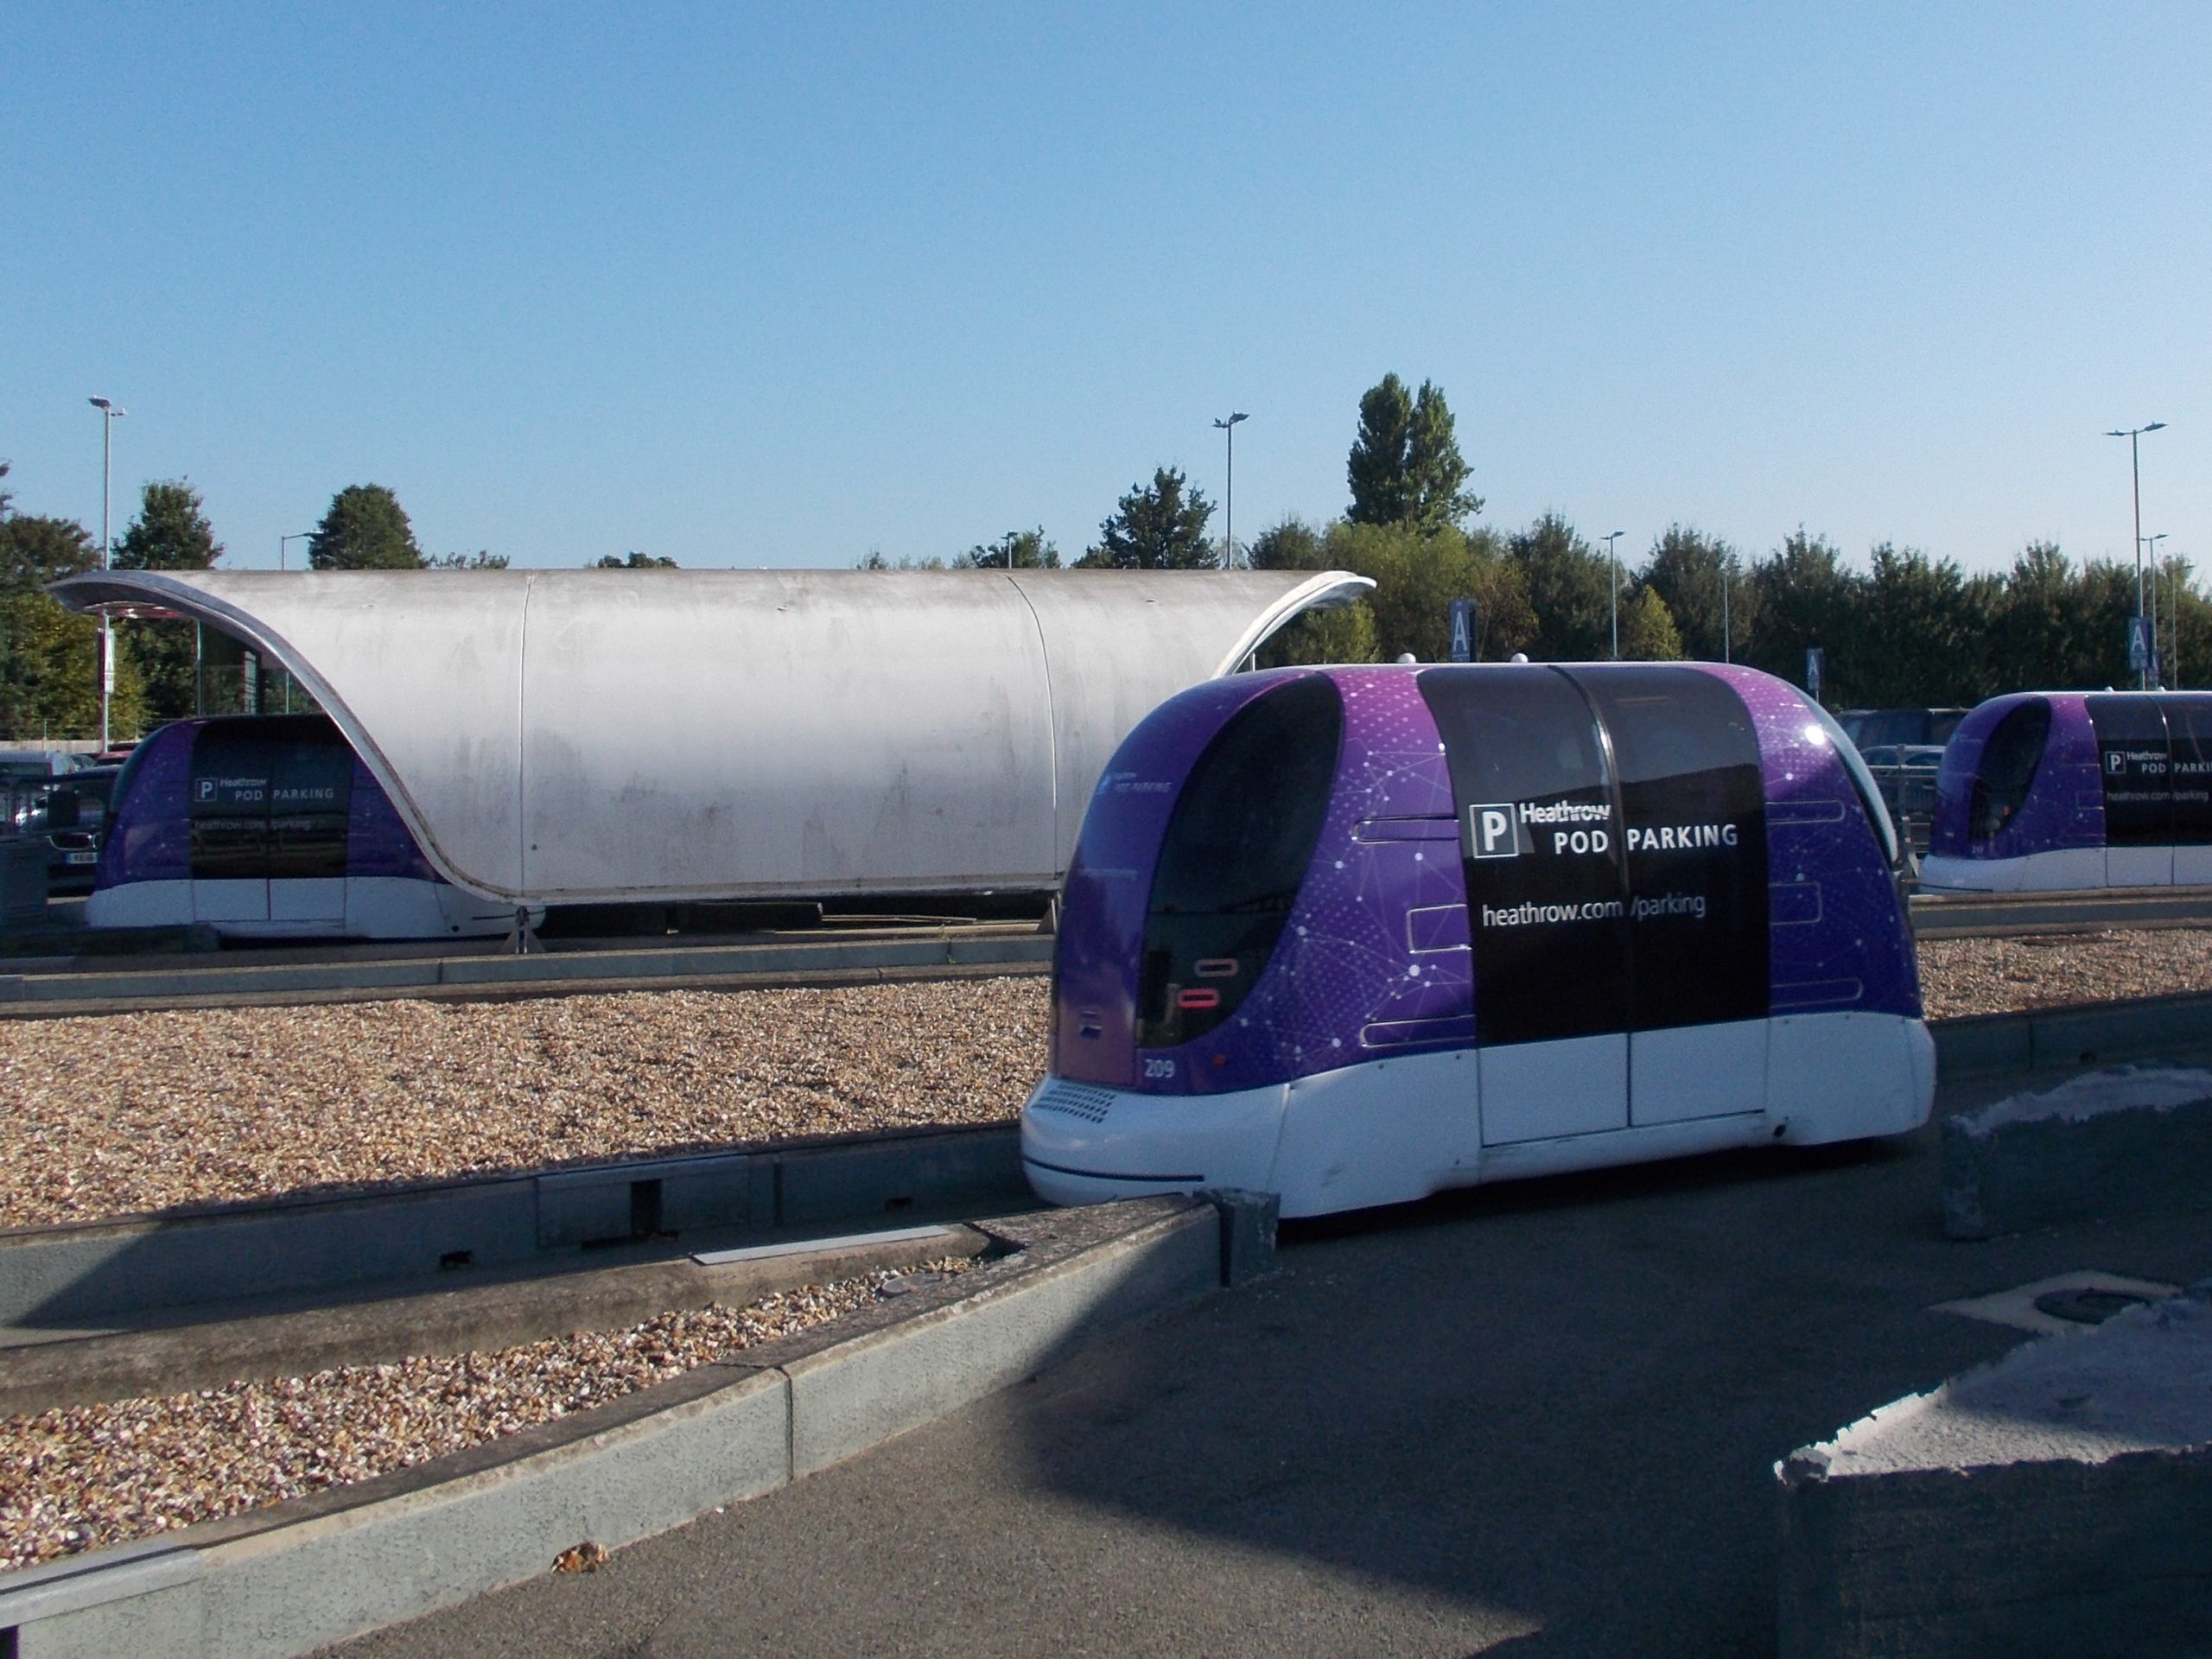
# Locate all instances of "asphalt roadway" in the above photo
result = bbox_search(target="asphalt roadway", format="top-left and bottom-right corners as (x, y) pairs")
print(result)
(337, 1059), (2212, 1659)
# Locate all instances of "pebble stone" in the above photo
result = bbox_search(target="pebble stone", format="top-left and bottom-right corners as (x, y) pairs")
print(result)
(1915, 926), (2212, 1020)
(0, 1260), (972, 1572)
(2, 932), (2207, 1573)
(3, 940), (2209, 1232)
(0, 977), (1045, 1230)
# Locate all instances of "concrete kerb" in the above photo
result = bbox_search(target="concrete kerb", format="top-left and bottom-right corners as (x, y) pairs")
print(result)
(0, 1224), (991, 1419)
(1930, 988), (2212, 1081)
(0, 1124), (1028, 1332)
(1942, 1070), (2212, 1241)
(0, 931), (1055, 1012)
(1, 1195), (1255, 1659)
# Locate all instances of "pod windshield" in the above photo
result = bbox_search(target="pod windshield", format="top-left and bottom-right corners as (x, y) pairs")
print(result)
(1138, 675), (1344, 1048)
(1969, 698), (2050, 842)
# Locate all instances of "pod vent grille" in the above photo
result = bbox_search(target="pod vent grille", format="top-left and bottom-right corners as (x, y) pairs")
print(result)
(1033, 1081), (1116, 1123)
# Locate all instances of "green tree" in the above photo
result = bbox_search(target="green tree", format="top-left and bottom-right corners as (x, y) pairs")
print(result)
(0, 509), (145, 739)
(1745, 530), (1861, 701)
(1247, 516), (1330, 572)
(1851, 543), (1995, 707)
(1077, 467), (1217, 569)
(1985, 543), (2135, 692)
(1257, 603), (1381, 668)
(429, 550), (511, 569)
(308, 484), (423, 569)
(1314, 520), (1532, 663)
(1345, 374), (1481, 531)
(590, 551), (675, 569)
(854, 550), (949, 570)
(114, 480), (221, 572)
(1507, 513), (1612, 660)
(1618, 584), (1684, 660)
(1640, 524), (1758, 663)
(957, 528), (1060, 569)
(1249, 516), (1373, 664)
(114, 480), (224, 722)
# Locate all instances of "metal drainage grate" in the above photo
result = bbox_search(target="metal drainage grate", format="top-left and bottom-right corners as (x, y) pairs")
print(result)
(1932, 1270), (2181, 1337)
(2032, 1287), (2152, 1326)
(1032, 1081), (1116, 1123)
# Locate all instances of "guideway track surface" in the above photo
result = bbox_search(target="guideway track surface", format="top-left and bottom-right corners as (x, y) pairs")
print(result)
(1907, 882), (2212, 938)
(1, 891), (2209, 1017)
(0, 922), (1054, 1019)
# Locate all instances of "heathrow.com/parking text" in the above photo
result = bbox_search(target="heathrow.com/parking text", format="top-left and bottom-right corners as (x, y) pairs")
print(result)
(1479, 891), (1709, 928)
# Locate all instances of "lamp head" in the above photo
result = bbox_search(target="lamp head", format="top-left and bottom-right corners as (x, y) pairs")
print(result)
(89, 397), (123, 416)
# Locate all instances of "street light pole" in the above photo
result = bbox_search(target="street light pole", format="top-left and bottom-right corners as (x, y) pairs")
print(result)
(1721, 551), (1733, 664)
(88, 397), (125, 752)
(1601, 531), (1625, 658)
(2145, 532), (2169, 685)
(2177, 555), (2194, 690)
(1213, 412), (1248, 569)
(2107, 422), (2166, 689)
(281, 531), (311, 572)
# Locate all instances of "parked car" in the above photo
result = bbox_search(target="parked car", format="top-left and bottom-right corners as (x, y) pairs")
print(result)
(15, 766), (121, 894)
(1837, 708), (1969, 751)
(0, 750), (84, 784)
(1857, 743), (1945, 855)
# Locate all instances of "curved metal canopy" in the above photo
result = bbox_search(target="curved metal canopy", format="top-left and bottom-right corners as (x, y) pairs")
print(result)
(53, 568), (1371, 904)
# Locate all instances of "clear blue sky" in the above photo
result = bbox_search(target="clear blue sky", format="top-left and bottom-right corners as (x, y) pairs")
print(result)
(5, 3), (2207, 578)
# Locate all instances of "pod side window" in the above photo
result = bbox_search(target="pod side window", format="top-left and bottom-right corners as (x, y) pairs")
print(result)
(1138, 676), (1344, 1048)
(1968, 699), (2050, 842)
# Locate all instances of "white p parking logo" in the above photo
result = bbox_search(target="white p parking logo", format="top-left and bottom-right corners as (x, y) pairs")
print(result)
(1470, 803), (1522, 860)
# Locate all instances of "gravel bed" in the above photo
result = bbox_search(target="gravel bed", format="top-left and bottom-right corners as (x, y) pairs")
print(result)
(0, 1257), (975, 1571)
(0, 978), (1042, 1230)
(2, 938), (2209, 1232)
(1915, 928), (2212, 1020)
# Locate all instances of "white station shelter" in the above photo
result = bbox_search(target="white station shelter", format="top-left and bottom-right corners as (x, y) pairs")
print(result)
(54, 568), (1370, 906)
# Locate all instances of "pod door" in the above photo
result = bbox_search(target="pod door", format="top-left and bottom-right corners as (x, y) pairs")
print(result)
(265, 721), (353, 926)
(188, 723), (273, 925)
(2164, 698), (2212, 885)
(2088, 696), (2174, 886)
(1422, 668), (1630, 1145)
(1580, 671), (1770, 1127)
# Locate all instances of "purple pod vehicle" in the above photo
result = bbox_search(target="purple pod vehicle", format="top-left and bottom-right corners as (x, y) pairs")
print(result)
(87, 715), (522, 939)
(1022, 663), (1935, 1218)
(1921, 691), (2212, 893)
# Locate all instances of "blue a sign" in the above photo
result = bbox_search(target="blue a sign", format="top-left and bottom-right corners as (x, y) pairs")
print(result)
(1448, 597), (1478, 663)
(1804, 646), (1824, 702)
(2128, 614), (2151, 672)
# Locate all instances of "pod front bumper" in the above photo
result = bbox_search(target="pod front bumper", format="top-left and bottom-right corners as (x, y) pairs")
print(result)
(1020, 1075), (1288, 1206)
